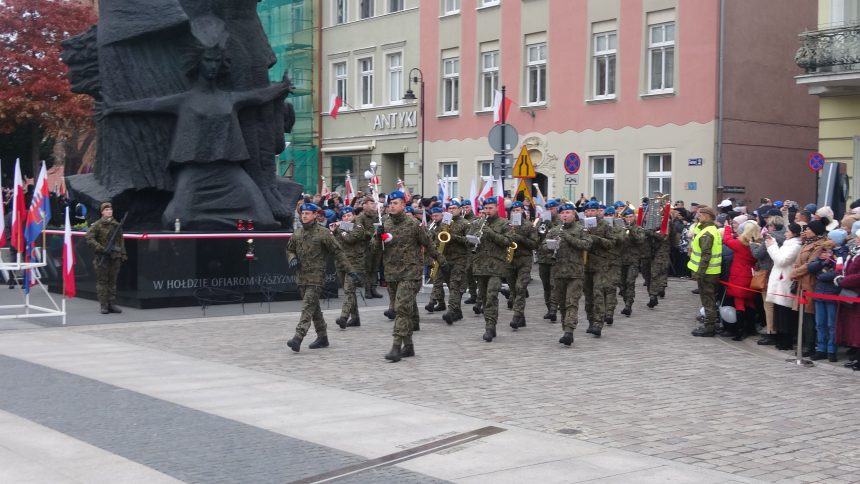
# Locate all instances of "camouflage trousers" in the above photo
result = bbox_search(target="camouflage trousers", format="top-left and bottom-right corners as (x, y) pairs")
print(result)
(604, 264), (622, 316)
(584, 271), (609, 329)
(365, 248), (382, 290)
(648, 241), (671, 297)
(619, 263), (638, 308)
(389, 279), (421, 345)
(476, 275), (502, 329)
(466, 260), (478, 298)
(430, 276), (446, 303)
(696, 273), (720, 330)
(639, 258), (652, 289)
(443, 260), (467, 314)
(538, 263), (554, 309)
(508, 258), (532, 315)
(554, 277), (584, 332)
(95, 258), (122, 305)
(339, 271), (363, 319)
(294, 285), (326, 339)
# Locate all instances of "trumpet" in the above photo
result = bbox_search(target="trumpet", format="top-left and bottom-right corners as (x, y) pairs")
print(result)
(537, 222), (548, 235)
(429, 230), (451, 280)
(505, 241), (518, 263)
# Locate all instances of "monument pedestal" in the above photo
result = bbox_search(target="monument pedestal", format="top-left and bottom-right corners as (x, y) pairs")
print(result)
(43, 231), (337, 309)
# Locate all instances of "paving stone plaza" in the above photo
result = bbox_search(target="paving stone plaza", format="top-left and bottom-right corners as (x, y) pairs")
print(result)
(0, 276), (858, 483)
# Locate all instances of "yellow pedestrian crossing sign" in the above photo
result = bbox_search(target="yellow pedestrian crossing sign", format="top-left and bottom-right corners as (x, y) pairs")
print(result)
(513, 145), (536, 178)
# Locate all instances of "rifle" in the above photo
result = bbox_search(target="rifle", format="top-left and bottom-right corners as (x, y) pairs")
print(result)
(96, 212), (128, 265)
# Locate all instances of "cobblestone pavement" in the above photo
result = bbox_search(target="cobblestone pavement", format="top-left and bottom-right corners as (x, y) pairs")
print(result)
(85, 276), (860, 484)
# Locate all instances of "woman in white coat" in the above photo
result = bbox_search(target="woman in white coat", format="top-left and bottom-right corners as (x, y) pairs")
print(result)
(765, 222), (803, 350)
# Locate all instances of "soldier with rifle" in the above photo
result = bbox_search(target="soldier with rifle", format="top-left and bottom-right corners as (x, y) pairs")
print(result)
(85, 202), (127, 314)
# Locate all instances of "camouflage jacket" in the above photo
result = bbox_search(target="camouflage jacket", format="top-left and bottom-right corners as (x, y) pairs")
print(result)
(375, 212), (443, 281)
(85, 217), (126, 260)
(355, 211), (380, 253)
(509, 220), (539, 261)
(584, 218), (617, 273)
(535, 215), (559, 264)
(439, 216), (470, 263)
(471, 215), (512, 277)
(620, 224), (646, 265)
(605, 220), (626, 268)
(287, 222), (353, 286)
(547, 222), (593, 279)
(334, 223), (369, 273)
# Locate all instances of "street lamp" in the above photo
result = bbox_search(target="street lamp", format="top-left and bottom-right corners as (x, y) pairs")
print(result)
(403, 68), (424, 195)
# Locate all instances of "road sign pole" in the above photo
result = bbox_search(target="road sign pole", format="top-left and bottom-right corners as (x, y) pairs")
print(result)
(500, 85), (507, 195)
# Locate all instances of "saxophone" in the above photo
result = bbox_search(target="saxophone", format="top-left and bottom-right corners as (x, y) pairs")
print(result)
(505, 241), (518, 263)
(429, 225), (451, 280)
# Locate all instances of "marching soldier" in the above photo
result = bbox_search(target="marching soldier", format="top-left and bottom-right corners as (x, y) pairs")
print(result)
(537, 199), (560, 321)
(85, 202), (127, 314)
(462, 200), (479, 305)
(582, 201), (616, 337)
(425, 207), (447, 313)
(333, 207), (368, 329)
(546, 203), (593, 346)
(441, 201), (470, 324)
(461, 199), (475, 221)
(286, 203), (359, 352)
(507, 201), (539, 329)
(355, 196), (384, 299)
(619, 208), (646, 317)
(376, 191), (446, 362)
(646, 228), (672, 308)
(468, 197), (512, 342)
(602, 207), (625, 326)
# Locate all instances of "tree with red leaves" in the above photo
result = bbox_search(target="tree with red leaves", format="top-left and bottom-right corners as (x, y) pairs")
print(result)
(0, 0), (96, 174)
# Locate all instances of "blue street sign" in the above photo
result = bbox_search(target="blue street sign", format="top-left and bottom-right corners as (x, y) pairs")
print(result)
(564, 153), (581, 174)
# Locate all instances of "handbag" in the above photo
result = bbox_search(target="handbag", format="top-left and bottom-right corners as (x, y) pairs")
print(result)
(839, 288), (858, 305)
(750, 269), (768, 291)
(790, 280), (799, 295)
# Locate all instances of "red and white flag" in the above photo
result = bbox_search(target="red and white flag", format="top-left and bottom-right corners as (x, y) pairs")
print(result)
(492, 90), (513, 124)
(320, 177), (331, 200)
(344, 173), (355, 206)
(469, 178), (479, 215)
(10, 158), (26, 253)
(329, 94), (343, 119)
(63, 206), (76, 298)
(479, 178), (494, 201)
(496, 177), (507, 219)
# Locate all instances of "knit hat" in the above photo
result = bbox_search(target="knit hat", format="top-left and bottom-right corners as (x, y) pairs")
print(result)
(807, 219), (827, 236)
(805, 203), (818, 213)
(829, 228), (848, 246)
(733, 214), (749, 226)
(817, 207), (839, 230)
(788, 223), (803, 237)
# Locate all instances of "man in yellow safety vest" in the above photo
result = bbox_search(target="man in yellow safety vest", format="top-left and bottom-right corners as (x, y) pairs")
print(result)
(688, 206), (723, 337)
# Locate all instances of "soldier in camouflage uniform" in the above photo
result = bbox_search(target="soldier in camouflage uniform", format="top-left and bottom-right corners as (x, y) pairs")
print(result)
(507, 201), (539, 329)
(537, 199), (560, 321)
(332, 207), (368, 329)
(602, 206), (625, 326)
(355, 197), (384, 299)
(619, 208), (646, 317)
(425, 207), (447, 313)
(546, 203), (593, 346)
(376, 191), (445, 362)
(468, 197), (512, 342)
(286, 204), (359, 352)
(461, 200), (478, 304)
(646, 229), (672, 308)
(582, 201), (617, 337)
(85, 202), (127, 314)
(441, 201), (470, 324)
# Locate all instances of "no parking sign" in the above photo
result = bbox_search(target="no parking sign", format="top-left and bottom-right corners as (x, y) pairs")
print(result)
(809, 152), (826, 172)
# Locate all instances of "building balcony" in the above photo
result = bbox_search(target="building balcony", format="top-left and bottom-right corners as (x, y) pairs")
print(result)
(796, 23), (860, 95)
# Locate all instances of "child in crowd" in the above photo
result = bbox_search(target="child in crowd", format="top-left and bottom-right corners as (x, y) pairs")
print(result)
(807, 228), (847, 362)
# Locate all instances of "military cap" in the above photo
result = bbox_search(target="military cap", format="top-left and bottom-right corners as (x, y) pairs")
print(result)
(389, 190), (406, 201)
(341, 206), (354, 214)
(430, 207), (443, 214)
(461, 199), (472, 206)
(405, 206), (414, 213)
(604, 207), (616, 216)
(559, 203), (576, 212)
(100, 202), (112, 212)
(545, 199), (560, 209)
(622, 208), (635, 216)
(300, 203), (320, 212)
(584, 201), (600, 209)
(613, 201), (625, 208)
(483, 196), (498, 205)
(510, 201), (524, 209)
(448, 200), (461, 207)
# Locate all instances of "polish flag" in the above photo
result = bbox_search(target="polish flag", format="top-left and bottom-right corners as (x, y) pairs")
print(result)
(320, 177), (331, 200)
(479, 178), (494, 201)
(496, 177), (506, 219)
(63, 206), (76, 298)
(344, 173), (355, 206)
(469, 178), (479, 216)
(11, 159), (26, 253)
(492, 90), (513, 124)
(329, 94), (343, 119)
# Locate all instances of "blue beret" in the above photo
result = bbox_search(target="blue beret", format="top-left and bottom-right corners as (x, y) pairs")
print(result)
(430, 207), (443, 214)
(559, 203), (576, 212)
(300, 203), (320, 212)
(613, 201), (625, 208)
(483, 197), (498, 205)
(604, 207), (616, 216)
(599, 204), (606, 210)
(584, 201), (600, 210)
(510, 201), (524, 209)
(774, 200), (784, 208)
(545, 200), (560, 209)
(622, 208), (634, 216)
(461, 199), (471, 206)
(448, 200), (461, 207)
(323, 209), (335, 218)
(804, 203), (817, 213)
(405, 206), (414, 213)
(590, 196), (598, 202)
(341, 206), (353, 214)
(389, 190), (406, 201)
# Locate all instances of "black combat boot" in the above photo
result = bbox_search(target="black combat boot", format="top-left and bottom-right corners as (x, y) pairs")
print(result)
(413, 321), (420, 332)
(108, 303), (122, 314)
(425, 301), (437, 312)
(691, 326), (716, 337)
(401, 344), (415, 357)
(500, 287), (511, 299)
(384, 343), (402, 362)
(543, 305), (557, 322)
(605, 316), (613, 326)
(658, 290), (665, 298)
(370, 286), (384, 298)
(519, 316), (527, 328)
(336, 317), (348, 329)
(442, 311), (455, 325)
(454, 308), (464, 321)
(621, 306), (632, 316)
(507, 299), (514, 309)
(586, 323), (595, 334)
(384, 309), (395, 320)
(482, 328), (494, 342)
(559, 332), (574, 346)
(100, 304), (109, 314)
(286, 336), (302, 352)
(464, 295), (477, 305)
(364, 287), (374, 299)
(647, 296), (659, 308)
(592, 327), (602, 338)
(510, 315), (521, 330)
(473, 304), (483, 315)
(347, 316), (361, 327)
(308, 336), (329, 349)
(433, 301), (447, 312)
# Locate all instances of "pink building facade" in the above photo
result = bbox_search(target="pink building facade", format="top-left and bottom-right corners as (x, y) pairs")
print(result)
(417, 0), (818, 206)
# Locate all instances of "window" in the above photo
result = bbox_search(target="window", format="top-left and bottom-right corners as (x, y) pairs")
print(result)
(526, 43), (547, 105)
(441, 162), (459, 198)
(358, 58), (373, 107)
(480, 50), (499, 110)
(442, 57), (459, 114)
(334, 0), (348, 24)
(360, 0), (374, 19)
(387, 52), (403, 104)
(591, 157), (615, 204)
(389, 0), (404, 12)
(648, 22), (675, 93)
(479, 0), (500, 6)
(334, 61), (348, 107)
(480, 160), (512, 181)
(593, 31), (617, 99)
(646, 154), (672, 197)
(443, 0), (460, 15)
(291, 3), (305, 32)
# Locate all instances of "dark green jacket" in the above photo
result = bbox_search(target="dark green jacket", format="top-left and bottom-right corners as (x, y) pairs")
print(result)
(375, 212), (442, 281)
(472, 215), (511, 277)
(85, 217), (126, 260)
(584, 218), (616, 273)
(550, 221), (593, 279)
(334, 222), (369, 272)
(288, 222), (353, 286)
